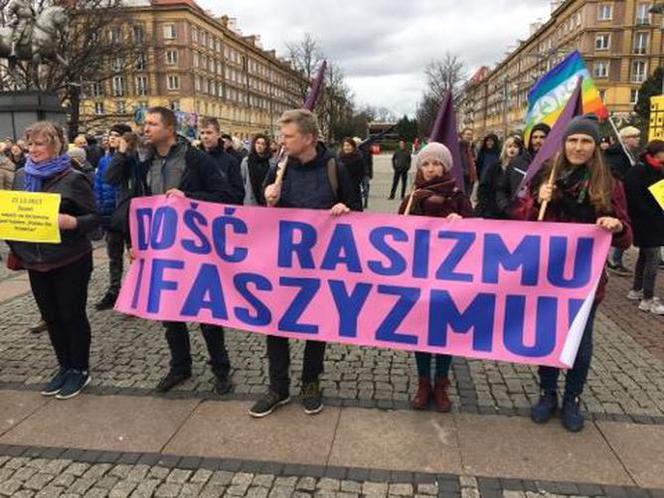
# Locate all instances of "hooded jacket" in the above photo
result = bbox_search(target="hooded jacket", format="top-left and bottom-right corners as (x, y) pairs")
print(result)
(604, 143), (635, 181)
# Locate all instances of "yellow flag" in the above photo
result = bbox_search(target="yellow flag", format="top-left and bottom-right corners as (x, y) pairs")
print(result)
(0, 191), (61, 243)
(648, 179), (664, 211)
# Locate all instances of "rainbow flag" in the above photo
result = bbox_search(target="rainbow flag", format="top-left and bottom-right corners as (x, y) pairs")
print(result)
(524, 51), (608, 143)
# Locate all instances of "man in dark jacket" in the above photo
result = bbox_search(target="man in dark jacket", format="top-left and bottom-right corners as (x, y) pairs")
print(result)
(389, 140), (411, 199)
(250, 109), (360, 418)
(95, 123), (133, 311)
(606, 126), (641, 274)
(200, 117), (244, 204)
(106, 106), (237, 395)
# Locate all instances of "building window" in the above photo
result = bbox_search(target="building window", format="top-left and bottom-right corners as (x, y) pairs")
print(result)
(166, 49), (178, 65)
(595, 34), (610, 50)
(112, 56), (124, 73)
(163, 24), (176, 40)
(110, 27), (121, 44)
(94, 102), (105, 115)
(167, 75), (180, 90)
(169, 100), (180, 111)
(116, 101), (126, 114)
(135, 75), (148, 96)
(195, 76), (201, 92)
(630, 89), (640, 104)
(633, 32), (649, 54)
(192, 27), (198, 43)
(593, 61), (609, 78)
(112, 75), (125, 97)
(636, 3), (652, 24)
(599, 89), (607, 101)
(598, 4), (613, 20)
(133, 25), (144, 44)
(136, 52), (146, 71)
(91, 82), (104, 97)
(631, 60), (647, 82)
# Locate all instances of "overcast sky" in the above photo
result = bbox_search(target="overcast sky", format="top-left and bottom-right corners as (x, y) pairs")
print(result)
(197, 0), (552, 117)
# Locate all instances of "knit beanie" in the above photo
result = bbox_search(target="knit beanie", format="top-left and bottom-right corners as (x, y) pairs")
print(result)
(415, 142), (453, 171)
(563, 115), (600, 144)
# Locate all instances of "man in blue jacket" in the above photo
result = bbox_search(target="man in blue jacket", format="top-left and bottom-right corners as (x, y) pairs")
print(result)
(94, 123), (132, 311)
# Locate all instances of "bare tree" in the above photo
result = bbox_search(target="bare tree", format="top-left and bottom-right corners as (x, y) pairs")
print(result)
(285, 33), (323, 105)
(416, 52), (466, 136)
(0, 0), (151, 139)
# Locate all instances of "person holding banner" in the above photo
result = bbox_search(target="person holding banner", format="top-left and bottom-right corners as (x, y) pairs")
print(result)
(624, 140), (664, 315)
(399, 142), (473, 412)
(252, 109), (361, 418)
(512, 115), (632, 432)
(106, 107), (237, 395)
(7, 121), (100, 399)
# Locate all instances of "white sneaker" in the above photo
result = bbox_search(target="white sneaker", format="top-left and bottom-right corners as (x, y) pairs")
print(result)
(650, 299), (664, 316)
(639, 297), (661, 312)
(627, 289), (644, 301)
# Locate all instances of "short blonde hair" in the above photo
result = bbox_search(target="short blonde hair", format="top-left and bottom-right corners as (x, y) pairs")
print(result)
(25, 121), (67, 155)
(278, 109), (319, 138)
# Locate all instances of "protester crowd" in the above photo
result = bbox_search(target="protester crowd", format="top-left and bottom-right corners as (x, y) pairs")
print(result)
(2, 104), (663, 434)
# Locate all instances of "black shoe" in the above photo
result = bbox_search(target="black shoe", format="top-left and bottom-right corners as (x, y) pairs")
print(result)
(41, 368), (69, 396)
(388, 196), (395, 200)
(95, 292), (118, 311)
(55, 370), (91, 400)
(156, 370), (191, 393)
(29, 319), (48, 334)
(214, 375), (233, 395)
(301, 380), (323, 415)
(561, 396), (584, 432)
(609, 264), (631, 276)
(249, 390), (290, 418)
(530, 391), (558, 424)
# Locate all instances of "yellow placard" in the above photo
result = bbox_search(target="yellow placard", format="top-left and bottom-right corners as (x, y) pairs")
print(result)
(0, 191), (61, 243)
(649, 179), (664, 211)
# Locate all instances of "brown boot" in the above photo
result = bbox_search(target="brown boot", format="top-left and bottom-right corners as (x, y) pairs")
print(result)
(433, 377), (452, 413)
(412, 377), (431, 410)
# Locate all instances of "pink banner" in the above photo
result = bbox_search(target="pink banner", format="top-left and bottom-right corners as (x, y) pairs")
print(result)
(115, 195), (612, 368)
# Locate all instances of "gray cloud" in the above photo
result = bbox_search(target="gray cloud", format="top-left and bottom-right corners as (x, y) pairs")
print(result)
(197, 0), (551, 116)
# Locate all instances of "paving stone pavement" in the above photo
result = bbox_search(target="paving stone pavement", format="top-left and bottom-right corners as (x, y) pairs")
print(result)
(0, 451), (652, 498)
(1, 155), (663, 423)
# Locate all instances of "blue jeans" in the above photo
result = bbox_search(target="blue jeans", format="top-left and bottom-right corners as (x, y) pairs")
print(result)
(538, 304), (597, 399)
(610, 248), (624, 266)
(415, 353), (452, 379)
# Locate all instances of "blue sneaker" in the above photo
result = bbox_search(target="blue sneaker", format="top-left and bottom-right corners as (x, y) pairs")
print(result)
(561, 396), (584, 432)
(40, 368), (69, 396)
(530, 391), (558, 424)
(55, 370), (91, 400)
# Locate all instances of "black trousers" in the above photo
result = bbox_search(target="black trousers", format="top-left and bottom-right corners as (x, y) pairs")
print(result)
(106, 229), (125, 295)
(267, 336), (326, 396)
(28, 253), (93, 371)
(390, 170), (409, 198)
(163, 322), (231, 378)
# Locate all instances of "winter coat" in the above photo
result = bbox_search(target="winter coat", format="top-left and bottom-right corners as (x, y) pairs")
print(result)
(0, 155), (15, 190)
(8, 163), (100, 271)
(459, 141), (478, 185)
(203, 141), (244, 205)
(240, 153), (273, 206)
(392, 148), (412, 172)
(263, 143), (362, 211)
(476, 134), (500, 178)
(339, 151), (365, 206)
(604, 144), (635, 181)
(398, 170), (474, 218)
(624, 155), (664, 247)
(476, 160), (509, 219)
(510, 165), (632, 304)
(94, 152), (119, 218)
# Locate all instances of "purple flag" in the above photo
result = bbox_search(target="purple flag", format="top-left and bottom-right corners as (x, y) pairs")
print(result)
(429, 92), (464, 192)
(516, 77), (584, 197)
(303, 60), (328, 111)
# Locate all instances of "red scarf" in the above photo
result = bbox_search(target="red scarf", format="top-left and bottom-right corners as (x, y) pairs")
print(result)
(645, 153), (663, 170)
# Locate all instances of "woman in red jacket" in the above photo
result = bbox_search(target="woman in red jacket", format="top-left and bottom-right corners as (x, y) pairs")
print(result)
(399, 142), (474, 412)
(512, 115), (632, 432)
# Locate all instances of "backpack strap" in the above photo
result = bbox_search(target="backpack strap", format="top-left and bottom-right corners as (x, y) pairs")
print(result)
(327, 157), (339, 201)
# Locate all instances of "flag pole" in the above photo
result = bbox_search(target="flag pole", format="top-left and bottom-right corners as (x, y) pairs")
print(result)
(537, 161), (558, 221)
